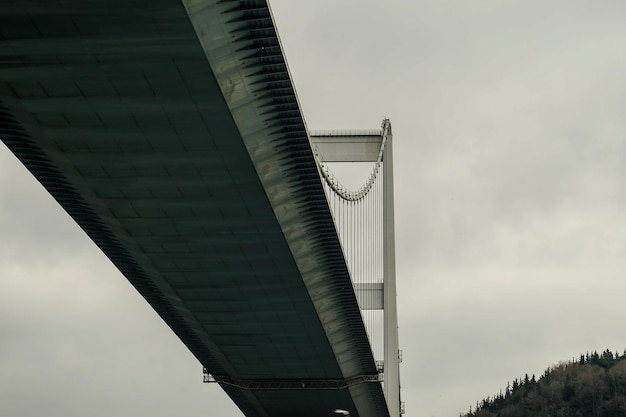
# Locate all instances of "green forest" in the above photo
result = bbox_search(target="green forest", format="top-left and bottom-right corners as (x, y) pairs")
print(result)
(462, 350), (626, 417)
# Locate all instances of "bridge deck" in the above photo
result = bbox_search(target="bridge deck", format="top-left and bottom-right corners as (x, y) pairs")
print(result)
(0, 1), (389, 417)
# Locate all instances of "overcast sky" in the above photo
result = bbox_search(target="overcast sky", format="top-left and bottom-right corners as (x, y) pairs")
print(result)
(2, 1), (626, 417)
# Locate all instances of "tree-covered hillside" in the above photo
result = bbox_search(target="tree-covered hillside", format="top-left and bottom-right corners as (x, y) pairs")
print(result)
(462, 350), (626, 417)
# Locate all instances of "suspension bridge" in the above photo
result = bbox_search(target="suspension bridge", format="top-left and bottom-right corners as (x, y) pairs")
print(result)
(0, 1), (402, 417)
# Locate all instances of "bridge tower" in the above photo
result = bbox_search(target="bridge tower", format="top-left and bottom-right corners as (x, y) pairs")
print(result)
(311, 119), (402, 417)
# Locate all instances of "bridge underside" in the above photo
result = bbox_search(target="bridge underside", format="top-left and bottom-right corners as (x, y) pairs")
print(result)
(0, 1), (388, 417)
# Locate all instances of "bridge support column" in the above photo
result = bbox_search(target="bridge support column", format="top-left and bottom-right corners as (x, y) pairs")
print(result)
(383, 120), (401, 417)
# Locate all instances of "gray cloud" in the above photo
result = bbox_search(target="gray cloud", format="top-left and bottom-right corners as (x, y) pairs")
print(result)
(3, 1), (626, 417)
(272, 1), (626, 416)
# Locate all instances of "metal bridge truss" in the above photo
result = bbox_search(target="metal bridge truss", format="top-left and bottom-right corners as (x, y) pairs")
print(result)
(204, 368), (382, 390)
(0, 0), (402, 415)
